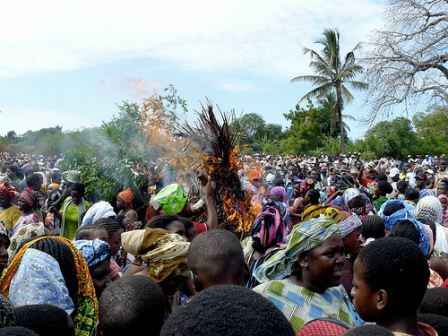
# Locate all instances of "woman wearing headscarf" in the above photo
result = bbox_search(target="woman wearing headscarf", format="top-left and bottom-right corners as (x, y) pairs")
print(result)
(253, 216), (363, 333)
(74, 239), (111, 297)
(0, 182), (20, 233)
(60, 183), (91, 240)
(415, 195), (448, 256)
(7, 222), (45, 258)
(0, 236), (97, 336)
(11, 190), (41, 238)
(121, 228), (192, 307)
(116, 188), (138, 231)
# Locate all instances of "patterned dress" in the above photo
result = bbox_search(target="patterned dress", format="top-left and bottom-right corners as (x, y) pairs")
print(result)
(254, 279), (363, 333)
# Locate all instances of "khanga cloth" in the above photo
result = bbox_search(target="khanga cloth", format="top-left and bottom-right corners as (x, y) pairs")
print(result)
(254, 280), (363, 333)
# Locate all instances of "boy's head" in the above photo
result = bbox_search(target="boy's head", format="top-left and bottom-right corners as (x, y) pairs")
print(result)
(14, 304), (74, 336)
(375, 181), (393, 197)
(418, 313), (448, 335)
(361, 215), (385, 240)
(351, 237), (429, 323)
(389, 220), (420, 246)
(99, 275), (168, 336)
(188, 229), (246, 290)
(419, 288), (448, 317)
(397, 180), (409, 195)
(343, 325), (393, 335)
(405, 188), (420, 203)
(161, 285), (294, 336)
(430, 256), (448, 280)
(75, 224), (108, 242)
(0, 327), (39, 336)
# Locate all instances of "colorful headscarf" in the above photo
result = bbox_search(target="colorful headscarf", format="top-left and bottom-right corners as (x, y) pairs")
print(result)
(81, 201), (116, 227)
(254, 216), (339, 283)
(343, 188), (361, 207)
(121, 228), (190, 283)
(8, 248), (75, 314)
(0, 183), (16, 201)
(270, 186), (287, 202)
(117, 188), (134, 206)
(415, 196), (443, 224)
(150, 184), (187, 216)
(8, 222), (45, 257)
(0, 295), (15, 328)
(74, 239), (111, 268)
(339, 214), (363, 238)
(380, 202), (430, 257)
(1, 236), (98, 336)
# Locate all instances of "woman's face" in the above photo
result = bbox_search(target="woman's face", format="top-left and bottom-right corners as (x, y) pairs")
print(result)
(166, 221), (187, 238)
(0, 236), (9, 272)
(301, 235), (345, 291)
(91, 259), (111, 297)
(108, 230), (123, 256)
(351, 258), (383, 322)
(17, 197), (31, 212)
(437, 182), (448, 196)
(343, 228), (362, 256)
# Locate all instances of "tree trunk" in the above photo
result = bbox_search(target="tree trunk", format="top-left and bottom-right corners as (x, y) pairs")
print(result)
(335, 82), (345, 152)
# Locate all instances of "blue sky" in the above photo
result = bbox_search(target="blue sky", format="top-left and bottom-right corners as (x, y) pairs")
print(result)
(0, 0), (385, 139)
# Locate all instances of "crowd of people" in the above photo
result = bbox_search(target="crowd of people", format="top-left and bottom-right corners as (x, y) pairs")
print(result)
(1, 151), (448, 335)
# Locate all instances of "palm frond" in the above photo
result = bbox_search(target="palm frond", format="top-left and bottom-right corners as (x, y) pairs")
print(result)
(298, 83), (334, 103)
(290, 75), (330, 85)
(346, 80), (369, 91)
(341, 84), (354, 103)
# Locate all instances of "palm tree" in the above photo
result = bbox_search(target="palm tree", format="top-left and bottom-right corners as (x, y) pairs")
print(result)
(291, 29), (368, 138)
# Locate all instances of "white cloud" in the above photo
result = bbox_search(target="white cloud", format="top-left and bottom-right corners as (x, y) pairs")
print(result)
(0, 0), (384, 79)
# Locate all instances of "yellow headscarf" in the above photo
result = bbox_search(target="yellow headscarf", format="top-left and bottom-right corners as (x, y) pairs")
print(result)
(121, 228), (190, 283)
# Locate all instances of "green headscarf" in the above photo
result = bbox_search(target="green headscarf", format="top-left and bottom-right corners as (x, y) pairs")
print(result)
(254, 216), (339, 283)
(150, 183), (188, 216)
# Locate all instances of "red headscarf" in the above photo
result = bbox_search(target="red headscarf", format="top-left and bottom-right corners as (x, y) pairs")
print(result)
(118, 188), (134, 206)
(296, 319), (348, 336)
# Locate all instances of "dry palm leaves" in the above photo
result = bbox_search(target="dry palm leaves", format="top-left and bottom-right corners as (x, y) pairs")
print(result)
(179, 104), (256, 233)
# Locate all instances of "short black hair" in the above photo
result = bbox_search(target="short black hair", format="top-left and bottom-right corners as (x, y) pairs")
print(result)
(75, 224), (108, 240)
(14, 304), (74, 336)
(95, 217), (124, 234)
(343, 325), (393, 335)
(358, 237), (429, 316)
(382, 200), (404, 216)
(305, 189), (320, 205)
(188, 229), (245, 286)
(420, 288), (448, 317)
(99, 275), (168, 336)
(0, 327), (39, 336)
(25, 174), (42, 189)
(160, 285), (294, 336)
(361, 215), (385, 240)
(405, 188), (420, 202)
(418, 313), (448, 335)
(389, 220), (420, 246)
(397, 180), (409, 194)
(376, 181), (393, 196)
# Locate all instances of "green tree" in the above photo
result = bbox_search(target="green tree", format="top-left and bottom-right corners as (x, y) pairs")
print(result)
(413, 107), (448, 155)
(353, 117), (418, 159)
(291, 29), (367, 138)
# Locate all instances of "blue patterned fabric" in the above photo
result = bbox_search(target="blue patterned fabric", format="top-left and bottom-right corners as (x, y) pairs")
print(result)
(74, 239), (110, 268)
(9, 248), (75, 314)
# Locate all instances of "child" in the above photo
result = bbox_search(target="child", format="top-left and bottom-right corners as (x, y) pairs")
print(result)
(351, 237), (436, 335)
(187, 229), (247, 290)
